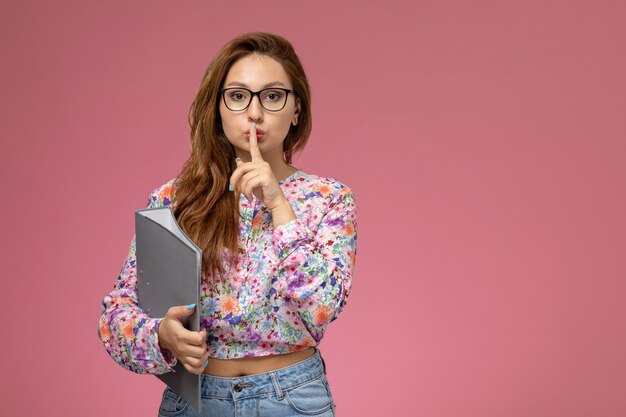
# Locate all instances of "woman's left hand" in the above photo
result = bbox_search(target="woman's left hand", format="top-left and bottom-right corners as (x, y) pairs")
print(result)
(229, 123), (287, 211)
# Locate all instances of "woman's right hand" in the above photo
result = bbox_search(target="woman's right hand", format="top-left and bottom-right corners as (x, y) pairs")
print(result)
(157, 304), (209, 375)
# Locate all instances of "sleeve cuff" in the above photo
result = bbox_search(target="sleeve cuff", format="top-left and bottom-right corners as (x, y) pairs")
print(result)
(272, 218), (314, 260)
(148, 318), (178, 371)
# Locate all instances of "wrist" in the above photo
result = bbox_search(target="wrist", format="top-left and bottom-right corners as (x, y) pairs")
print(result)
(270, 198), (296, 227)
(267, 195), (289, 211)
(156, 318), (170, 351)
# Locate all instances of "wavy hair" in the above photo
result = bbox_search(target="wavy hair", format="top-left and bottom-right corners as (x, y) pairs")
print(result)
(173, 32), (312, 279)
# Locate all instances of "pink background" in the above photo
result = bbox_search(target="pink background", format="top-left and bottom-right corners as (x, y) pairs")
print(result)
(1, 1), (625, 416)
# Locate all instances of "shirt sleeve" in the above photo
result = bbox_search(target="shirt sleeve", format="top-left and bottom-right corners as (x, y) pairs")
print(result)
(272, 185), (357, 342)
(97, 189), (177, 375)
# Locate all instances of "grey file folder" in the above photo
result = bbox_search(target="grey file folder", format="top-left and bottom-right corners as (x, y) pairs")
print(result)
(135, 207), (203, 412)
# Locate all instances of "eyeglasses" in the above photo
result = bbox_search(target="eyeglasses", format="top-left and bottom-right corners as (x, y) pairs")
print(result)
(219, 87), (293, 112)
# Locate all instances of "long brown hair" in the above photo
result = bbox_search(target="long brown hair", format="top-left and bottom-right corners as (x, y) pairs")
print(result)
(173, 32), (312, 279)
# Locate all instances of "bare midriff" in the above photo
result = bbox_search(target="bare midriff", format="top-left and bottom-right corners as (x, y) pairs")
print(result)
(203, 347), (316, 377)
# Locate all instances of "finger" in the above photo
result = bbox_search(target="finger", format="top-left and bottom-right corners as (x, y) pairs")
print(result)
(249, 122), (263, 162)
(230, 164), (243, 193)
(230, 157), (243, 191)
(179, 343), (207, 358)
(192, 328), (208, 347)
(245, 179), (265, 203)
(232, 175), (253, 203)
(240, 170), (262, 202)
(230, 162), (254, 198)
(183, 360), (207, 375)
(185, 353), (209, 371)
(178, 329), (208, 346)
(166, 303), (196, 320)
(186, 351), (209, 367)
(189, 348), (210, 369)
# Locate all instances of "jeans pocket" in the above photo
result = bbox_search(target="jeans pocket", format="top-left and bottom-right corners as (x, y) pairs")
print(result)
(285, 375), (334, 416)
(158, 387), (190, 417)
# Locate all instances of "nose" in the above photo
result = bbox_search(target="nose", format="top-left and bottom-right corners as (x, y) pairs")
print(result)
(246, 94), (264, 123)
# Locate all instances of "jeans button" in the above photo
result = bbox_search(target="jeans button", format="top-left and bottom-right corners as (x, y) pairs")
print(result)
(234, 383), (243, 392)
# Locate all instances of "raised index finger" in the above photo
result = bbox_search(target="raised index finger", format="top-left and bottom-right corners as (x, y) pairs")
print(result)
(249, 122), (263, 162)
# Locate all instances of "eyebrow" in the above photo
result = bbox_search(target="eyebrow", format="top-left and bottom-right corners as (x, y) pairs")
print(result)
(224, 81), (289, 88)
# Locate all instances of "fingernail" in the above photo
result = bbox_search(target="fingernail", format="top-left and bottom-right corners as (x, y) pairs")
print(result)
(187, 303), (196, 310)
(204, 359), (209, 367)
(253, 122), (256, 129)
(235, 157), (241, 163)
(228, 184), (233, 191)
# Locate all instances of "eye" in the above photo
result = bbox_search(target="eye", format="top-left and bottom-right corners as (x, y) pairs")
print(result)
(228, 90), (250, 101)
(262, 89), (285, 102)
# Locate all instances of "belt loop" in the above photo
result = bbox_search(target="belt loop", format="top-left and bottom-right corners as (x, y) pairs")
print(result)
(269, 372), (284, 400)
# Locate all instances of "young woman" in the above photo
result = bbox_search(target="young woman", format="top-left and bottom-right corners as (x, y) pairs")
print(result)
(98, 32), (357, 417)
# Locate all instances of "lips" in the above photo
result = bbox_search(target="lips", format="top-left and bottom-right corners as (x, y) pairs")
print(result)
(245, 128), (265, 140)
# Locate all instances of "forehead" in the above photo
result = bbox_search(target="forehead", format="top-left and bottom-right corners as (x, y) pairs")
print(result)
(223, 54), (290, 88)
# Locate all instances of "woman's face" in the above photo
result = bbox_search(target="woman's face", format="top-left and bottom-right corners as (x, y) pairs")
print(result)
(219, 54), (300, 165)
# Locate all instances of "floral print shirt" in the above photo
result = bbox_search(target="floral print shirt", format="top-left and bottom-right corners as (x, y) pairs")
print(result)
(98, 169), (357, 374)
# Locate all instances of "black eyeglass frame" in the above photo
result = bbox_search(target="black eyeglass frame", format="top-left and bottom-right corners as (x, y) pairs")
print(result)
(219, 87), (293, 112)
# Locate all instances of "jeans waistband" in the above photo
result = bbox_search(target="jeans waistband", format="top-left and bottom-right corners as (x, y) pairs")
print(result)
(200, 349), (326, 400)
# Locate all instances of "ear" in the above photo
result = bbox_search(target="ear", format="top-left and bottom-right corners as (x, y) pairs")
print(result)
(292, 97), (301, 126)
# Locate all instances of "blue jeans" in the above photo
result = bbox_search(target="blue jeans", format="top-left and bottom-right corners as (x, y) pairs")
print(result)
(157, 349), (336, 417)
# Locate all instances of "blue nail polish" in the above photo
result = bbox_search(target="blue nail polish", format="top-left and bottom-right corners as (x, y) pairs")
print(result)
(187, 303), (196, 310)
(204, 359), (209, 367)
(253, 122), (256, 129)
(228, 184), (233, 191)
